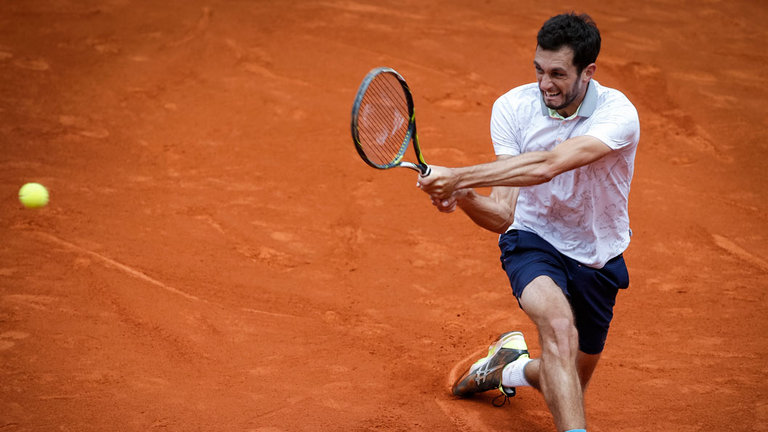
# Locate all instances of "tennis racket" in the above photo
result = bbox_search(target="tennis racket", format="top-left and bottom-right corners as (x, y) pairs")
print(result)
(350, 67), (431, 176)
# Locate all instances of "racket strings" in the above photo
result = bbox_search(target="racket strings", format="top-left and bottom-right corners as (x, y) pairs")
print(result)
(359, 85), (408, 163)
(356, 74), (411, 165)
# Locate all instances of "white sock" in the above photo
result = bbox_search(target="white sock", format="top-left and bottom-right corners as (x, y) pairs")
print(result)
(501, 356), (532, 387)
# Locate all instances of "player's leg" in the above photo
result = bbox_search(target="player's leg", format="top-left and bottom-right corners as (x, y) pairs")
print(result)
(516, 350), (601, 391)
(450, 229), (607, 426)
(575, 351), (601, 390)
(566, 252), (629, 389)
(518, 275), (585, 431)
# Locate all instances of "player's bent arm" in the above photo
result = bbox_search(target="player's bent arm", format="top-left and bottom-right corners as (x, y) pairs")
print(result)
(456, 135), (613, 189)
(420, 136), (613, 199)
(455, 185), (519, 234)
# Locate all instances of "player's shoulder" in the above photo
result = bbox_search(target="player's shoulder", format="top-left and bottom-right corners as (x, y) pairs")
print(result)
(592, 80), (639, 119)
(497, 82), (540, 102)
(593, 80), (636, 110)
(493, 83), (540, 116)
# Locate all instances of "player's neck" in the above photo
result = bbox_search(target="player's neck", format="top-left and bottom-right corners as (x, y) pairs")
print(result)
(556, 90), (587, 118)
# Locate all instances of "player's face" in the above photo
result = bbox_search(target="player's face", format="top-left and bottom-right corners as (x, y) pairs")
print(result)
(534, 46), (594, 117)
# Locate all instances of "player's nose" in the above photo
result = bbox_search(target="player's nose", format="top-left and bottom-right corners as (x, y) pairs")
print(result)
(539, 74), (554, 91)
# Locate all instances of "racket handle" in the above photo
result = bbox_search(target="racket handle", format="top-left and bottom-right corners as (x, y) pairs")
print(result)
(420, 164), (431, 177)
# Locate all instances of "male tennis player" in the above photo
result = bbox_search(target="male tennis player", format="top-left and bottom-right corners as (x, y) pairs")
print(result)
(417, 12), (639, 432)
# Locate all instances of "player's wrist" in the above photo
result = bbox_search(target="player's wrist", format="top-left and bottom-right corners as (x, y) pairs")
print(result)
(454, 188), (471, 199)
(451, 166), (469, 190)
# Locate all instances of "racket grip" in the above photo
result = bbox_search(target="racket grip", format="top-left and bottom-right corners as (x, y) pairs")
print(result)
(420, 165), (431, 177)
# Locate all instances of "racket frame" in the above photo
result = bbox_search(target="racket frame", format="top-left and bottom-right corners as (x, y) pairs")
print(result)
(351, 67), (431, 176)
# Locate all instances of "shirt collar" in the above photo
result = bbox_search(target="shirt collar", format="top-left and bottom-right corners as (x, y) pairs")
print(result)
(540, 79), (598, 119)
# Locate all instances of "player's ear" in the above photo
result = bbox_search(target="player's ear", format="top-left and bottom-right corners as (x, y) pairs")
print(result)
(582, 63), (596, 81)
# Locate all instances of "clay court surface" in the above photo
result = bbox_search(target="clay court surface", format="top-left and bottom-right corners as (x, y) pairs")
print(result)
(1, 1), (767, 430)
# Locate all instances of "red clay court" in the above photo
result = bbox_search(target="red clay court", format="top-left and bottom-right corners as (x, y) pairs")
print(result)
(1, 1), (766, 430)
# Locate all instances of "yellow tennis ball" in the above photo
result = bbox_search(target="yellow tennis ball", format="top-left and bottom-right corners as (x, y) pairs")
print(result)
(18, 182), (49, 208)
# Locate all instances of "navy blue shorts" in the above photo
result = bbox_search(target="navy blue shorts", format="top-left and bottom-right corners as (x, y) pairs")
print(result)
(499, 230), (629, 355)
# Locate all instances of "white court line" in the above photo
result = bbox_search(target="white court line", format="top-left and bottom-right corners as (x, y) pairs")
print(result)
(712, 234), (768, 272)
(240, 307), (303, 320)
(33, 231), (202, 302)
(32, 232), (307, 320)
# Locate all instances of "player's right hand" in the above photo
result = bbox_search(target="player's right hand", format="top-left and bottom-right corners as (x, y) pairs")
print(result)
(416, 165), (458, 200)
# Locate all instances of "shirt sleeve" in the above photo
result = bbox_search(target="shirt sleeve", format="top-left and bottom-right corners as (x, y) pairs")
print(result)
(490, 95), (522, 156)
(584, 94), (640, 151)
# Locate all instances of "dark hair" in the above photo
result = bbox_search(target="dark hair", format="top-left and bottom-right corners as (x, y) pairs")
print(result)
(537, 13), (601, 73)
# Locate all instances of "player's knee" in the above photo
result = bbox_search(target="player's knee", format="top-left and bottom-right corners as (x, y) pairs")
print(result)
(542, 317), (578, 359)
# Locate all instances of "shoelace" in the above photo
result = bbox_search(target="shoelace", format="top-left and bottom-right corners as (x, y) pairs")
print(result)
(492, 386), (515, 408)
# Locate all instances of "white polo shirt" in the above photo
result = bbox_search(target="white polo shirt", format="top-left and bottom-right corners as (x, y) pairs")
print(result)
(491, 80), (640, 268)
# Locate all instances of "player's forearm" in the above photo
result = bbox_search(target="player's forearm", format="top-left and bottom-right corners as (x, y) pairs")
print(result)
(454, 152), (554, 189)
(456, 190), (515, 234)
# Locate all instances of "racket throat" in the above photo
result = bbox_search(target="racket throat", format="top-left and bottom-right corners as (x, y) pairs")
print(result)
(400, 162), (431, 176)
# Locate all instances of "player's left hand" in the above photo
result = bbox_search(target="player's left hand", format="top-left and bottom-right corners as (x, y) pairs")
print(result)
(431, 195), (458, 213)
(429, 188), (471, 213)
